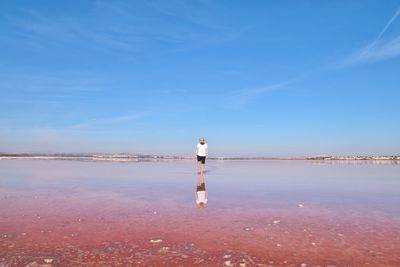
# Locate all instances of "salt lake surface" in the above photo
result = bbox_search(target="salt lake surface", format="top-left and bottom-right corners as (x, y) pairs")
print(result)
(0, 159), (399, 266)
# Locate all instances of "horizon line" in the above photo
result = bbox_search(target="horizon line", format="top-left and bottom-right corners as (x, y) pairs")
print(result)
(1, 152), (399, 159)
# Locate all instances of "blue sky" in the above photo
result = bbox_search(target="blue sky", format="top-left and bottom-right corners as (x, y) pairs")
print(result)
(1, 0), (400, 156)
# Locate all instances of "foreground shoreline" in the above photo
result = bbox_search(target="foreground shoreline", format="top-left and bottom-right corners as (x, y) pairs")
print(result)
(1, 159), (400, 266)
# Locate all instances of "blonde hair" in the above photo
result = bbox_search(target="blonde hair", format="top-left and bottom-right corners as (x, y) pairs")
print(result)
(197, 202), (206, 209)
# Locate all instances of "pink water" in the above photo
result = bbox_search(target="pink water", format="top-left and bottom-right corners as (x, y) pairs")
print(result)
(1, 159), (400, 266)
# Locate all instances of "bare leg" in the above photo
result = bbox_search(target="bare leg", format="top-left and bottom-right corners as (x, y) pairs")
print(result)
(197, 161), (201, 174)
(197, 173), (202, 186)
(201, 163), (204, 174)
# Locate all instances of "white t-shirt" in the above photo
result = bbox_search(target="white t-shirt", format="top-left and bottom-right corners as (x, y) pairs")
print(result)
(196, 143), (208, 156)
(196, 191), (208, 204)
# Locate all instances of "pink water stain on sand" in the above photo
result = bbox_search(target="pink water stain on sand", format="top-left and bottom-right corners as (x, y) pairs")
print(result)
(1, 159), (400, 266)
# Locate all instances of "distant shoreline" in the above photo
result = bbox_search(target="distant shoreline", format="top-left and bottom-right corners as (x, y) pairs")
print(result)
(0, 153), (399, 162)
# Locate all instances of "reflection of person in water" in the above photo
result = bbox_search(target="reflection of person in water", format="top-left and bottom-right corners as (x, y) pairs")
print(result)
(195, 173), (208, 208)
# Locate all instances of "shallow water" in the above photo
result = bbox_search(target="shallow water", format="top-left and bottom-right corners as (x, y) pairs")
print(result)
(0, 159), (400, 266)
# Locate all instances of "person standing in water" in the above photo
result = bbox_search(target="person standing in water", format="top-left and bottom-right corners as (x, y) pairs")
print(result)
(195, 137), (208, 174)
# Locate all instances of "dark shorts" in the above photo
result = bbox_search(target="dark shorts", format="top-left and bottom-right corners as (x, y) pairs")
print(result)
(197, 155), (206, 164)
(197, 183), (206, 191)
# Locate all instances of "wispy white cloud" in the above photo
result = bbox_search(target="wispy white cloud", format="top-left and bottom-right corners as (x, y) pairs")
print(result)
(354, 36), (400, 63)
(368, 8), (400, 48)
(2, 1), (244, 55)
(2, 9), (85, 51)
(233, 81), (291, 98)
(0, 72), (107, 106)
(222, 80), (292, 109)
(347, 7), (400, 65)
(69, 112), (147, 130)
(0, 112), (149, 146)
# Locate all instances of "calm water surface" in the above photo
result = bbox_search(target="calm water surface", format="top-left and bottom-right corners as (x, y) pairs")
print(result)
(0, 159), (399, 266)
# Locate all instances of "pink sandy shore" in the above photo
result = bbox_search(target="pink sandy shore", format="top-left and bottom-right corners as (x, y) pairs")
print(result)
(1, 159), (400, 266)
(1, 190), (400, 266)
